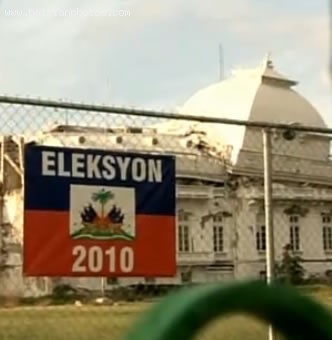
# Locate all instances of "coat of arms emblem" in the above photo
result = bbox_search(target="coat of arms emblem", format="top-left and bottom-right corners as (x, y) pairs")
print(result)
(70, 185), (136, 241)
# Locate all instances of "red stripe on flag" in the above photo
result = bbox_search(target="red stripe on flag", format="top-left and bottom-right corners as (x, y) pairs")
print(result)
(23, 210), (176, 277)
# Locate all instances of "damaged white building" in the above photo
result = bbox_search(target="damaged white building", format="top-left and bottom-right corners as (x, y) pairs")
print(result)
(1, 57), (332, 296)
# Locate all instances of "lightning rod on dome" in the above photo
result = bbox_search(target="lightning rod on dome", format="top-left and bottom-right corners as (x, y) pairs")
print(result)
(265, 51), (273, 69)
(219, 43), (224, 80)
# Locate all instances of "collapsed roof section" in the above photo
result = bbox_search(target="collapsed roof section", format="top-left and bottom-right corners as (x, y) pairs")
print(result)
(25, 123), (231, 184)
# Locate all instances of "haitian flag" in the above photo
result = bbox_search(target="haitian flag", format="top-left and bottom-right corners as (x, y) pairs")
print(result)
(23, 144), (176, 277)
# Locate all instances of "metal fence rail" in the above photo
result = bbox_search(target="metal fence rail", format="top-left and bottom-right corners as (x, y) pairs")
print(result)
(0, 95), (332, 340)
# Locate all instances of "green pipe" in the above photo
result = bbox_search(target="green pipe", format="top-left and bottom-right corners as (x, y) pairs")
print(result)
(124, 281), (332, 340)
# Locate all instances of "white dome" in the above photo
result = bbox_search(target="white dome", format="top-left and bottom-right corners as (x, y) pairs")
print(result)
(154, 56), (327, 165)
(174, 57), (327, 164)
(181, 57), (326, 127)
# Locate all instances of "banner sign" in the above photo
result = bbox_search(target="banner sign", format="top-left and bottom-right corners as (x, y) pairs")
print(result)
(23, 144), (176, 277)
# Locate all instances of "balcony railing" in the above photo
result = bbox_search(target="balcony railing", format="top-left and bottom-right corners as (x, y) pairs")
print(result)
(177, 185), (213, 199)
(214, 252), (228, 260)
(177, 251), (232, 264)
(176, 185), (226, 199)
(241, 186), (332, 201)
(177, 251), (214, 264)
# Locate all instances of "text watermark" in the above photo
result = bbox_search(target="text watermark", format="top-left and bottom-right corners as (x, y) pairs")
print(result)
(3, 8), (131, 17)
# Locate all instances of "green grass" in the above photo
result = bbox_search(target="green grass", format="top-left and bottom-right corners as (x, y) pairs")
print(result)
(0, 305), (142, 340)
(71, 225), (134, 241)
(0, 305), (273, 340)
(0, 288), (331, 340)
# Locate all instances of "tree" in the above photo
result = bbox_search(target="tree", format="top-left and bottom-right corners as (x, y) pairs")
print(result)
(275, 244), (305, 285)
(92, 189), (114, 218)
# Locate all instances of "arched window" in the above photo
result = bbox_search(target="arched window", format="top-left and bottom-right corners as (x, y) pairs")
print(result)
(213, 214), (223, 253)
(322, 215), (332, 251)
(289, 215), (300, 251)
(256, 225), (266, 251)
(177, 211), (191, 252)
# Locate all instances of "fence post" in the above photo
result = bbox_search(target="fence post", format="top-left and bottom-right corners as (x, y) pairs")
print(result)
(101, 277), (106, 297)
(262, 128), (276, 340)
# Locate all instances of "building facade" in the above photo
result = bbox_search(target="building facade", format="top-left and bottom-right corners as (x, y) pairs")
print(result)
(0, 57), (332, 295)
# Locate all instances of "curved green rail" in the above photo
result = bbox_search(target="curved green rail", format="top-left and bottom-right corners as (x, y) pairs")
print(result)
(125, 281), (332, 340)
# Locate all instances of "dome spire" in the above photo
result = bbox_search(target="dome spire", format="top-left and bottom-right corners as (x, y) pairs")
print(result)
(263, 51), (273, 69)
(260, 52), (298, 87)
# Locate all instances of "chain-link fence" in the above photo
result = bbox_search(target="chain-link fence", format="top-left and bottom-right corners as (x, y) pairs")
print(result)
(0, 95), (332, 339)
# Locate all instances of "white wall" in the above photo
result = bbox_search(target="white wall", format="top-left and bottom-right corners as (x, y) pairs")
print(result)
(177, 197), (234, 261)
(235, 200), (332, 279)
(0, 189), (51, 297)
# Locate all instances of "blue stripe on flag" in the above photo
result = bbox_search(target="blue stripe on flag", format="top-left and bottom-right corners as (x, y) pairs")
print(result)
(24, 145), (176, 215)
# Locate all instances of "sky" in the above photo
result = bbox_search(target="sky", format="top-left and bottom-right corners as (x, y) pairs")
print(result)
(0, 0), (331, 126)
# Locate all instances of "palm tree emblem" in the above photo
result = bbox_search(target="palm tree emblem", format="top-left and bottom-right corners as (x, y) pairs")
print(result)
(71, 188), (135, 241)
(92, 189), (114, 222)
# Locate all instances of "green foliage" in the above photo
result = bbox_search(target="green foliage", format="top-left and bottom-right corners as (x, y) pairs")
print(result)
(92, 189), (114, 205)
(51, 283), (83, 304)
(275, 244), (306, 285)
(52, 283), (75, 297)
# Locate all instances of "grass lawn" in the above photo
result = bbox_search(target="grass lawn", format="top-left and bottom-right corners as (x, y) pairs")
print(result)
(0, 288), (331, 340)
